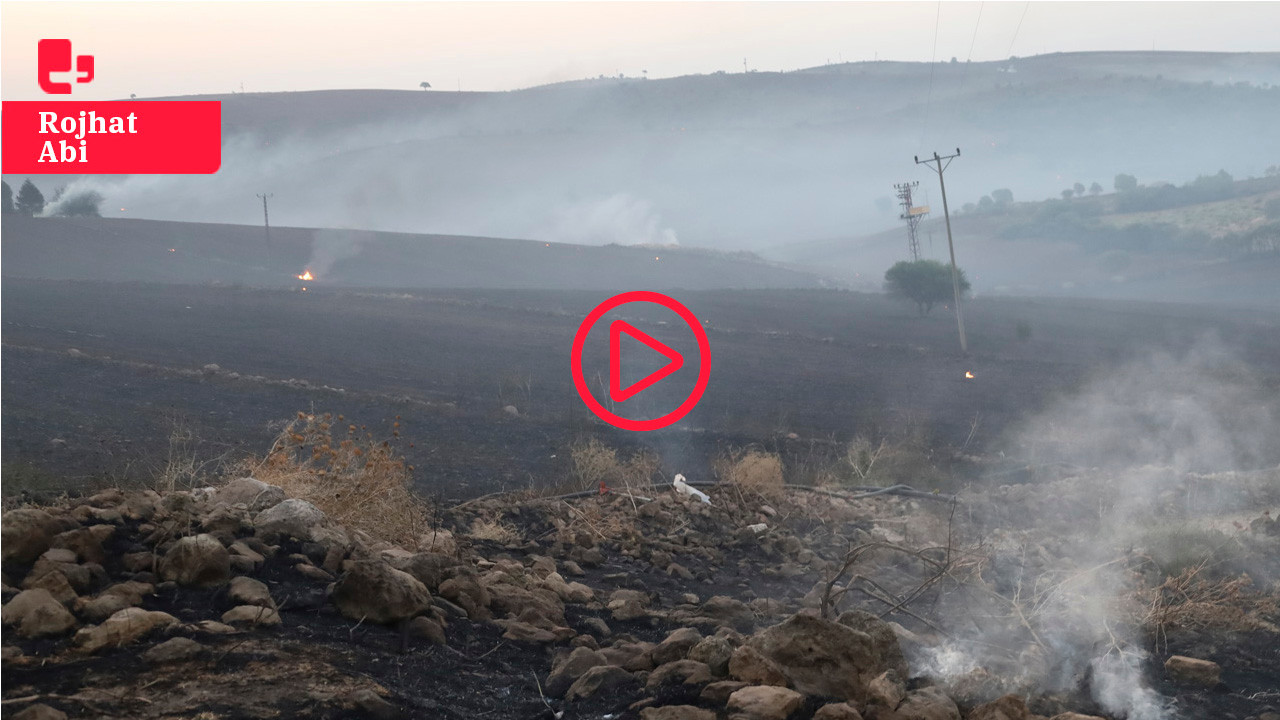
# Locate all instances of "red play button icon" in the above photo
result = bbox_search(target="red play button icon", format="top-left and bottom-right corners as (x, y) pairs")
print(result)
(570, 291), (711, 431)
(610, 320), (684, 402)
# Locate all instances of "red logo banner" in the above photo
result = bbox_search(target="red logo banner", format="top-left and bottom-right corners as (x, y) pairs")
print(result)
(2, 101), (221, 174)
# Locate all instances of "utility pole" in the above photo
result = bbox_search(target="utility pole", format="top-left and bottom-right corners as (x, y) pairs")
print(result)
(255, 193), (273, 249)
(915, 148), (967, 354)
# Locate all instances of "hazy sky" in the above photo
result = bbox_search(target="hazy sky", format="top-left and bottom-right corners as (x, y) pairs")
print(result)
(2, 1), (1278, 100)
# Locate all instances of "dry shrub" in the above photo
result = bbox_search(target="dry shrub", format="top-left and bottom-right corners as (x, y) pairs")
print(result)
(715, 448), (785, 500)
(565, 438), (660, 494)
(466, 517), (521, 544)
(236, 412), (431, 548)
(1137, 562), (1280, 648)
(842, 433), (943, 489)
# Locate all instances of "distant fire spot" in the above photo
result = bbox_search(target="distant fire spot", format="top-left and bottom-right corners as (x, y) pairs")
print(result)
(965, 371), (975, 379)
(298, 270), (314, 281)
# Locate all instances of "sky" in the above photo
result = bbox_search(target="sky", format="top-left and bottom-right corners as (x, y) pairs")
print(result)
(2, 1), (1279, 100)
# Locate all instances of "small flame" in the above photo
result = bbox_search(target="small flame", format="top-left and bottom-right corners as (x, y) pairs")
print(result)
(965, 371), (975, 379)
(297, 270), (314, 281)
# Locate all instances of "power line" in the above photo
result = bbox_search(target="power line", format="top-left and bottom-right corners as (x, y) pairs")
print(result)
(1007, 2), (1030, 58)
(918, 1), (942, 150)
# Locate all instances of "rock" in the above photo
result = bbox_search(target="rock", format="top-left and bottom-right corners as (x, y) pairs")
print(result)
(2, 589), (78, 638)
(729, 645), (788, 686)
(216, 477), (286, 511)
(702, 595), (755, 628)
(143, 637), (205, 664)
(41, 547), (78, 564)
(407, 615), (447, 645)
(255, 499), (348, 548)
(348, 688), (403, 720)
(332, 560), (431, 624)
(1164, 655), (1221, 688)
(228, 540), (266, 567)
(11, 704), (68, 720)
(564, 665), (641, 702)
(609, 588), (650, 621)
(3, 646), (25, 665)
(583, 616), (612, 637)
(1046, 715), (1106, 720)
(837, 610), (911, 679)
(547, 647), (609, 697)
(651, 626), (704, 666)
(228, 576), (276, 609)
(968, 695), (1030, 720)
(295, 563), (334, 581)
(499, 620), (557, 643)
(221, 605), (282, 627)
(503, 405), (520, 417)
(76, 593), (136, 623)
(646, 659), (713, 690)
(866, 671), (906, 711)
(159, 534), (230, 587)
(438, 575), (492, 619)
(814, 703), (864, 720)
(641, 707), (717, 720)
(391, 552), (465, 590)
(749, 613), (905, 702)
(701, 680), (749, 705)
(727, 685), (804, 720)
(689, 636), (734, 676)
(893, 687), (960, 720)
(51, 528), (106, 564)
(24, 570), (78, 606)
(1, 508), (59, 563)
(75, 608), (178, 652)
(193, 620), (239, 634)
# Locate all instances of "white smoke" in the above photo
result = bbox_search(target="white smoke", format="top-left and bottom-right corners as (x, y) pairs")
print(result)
(543, 193), (678, 246)
(304, 228), (376, 278)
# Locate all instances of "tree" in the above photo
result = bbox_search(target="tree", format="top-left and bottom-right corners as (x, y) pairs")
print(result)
(1089, 182), (1103, 196)
(884, 259), (971, 316)
(1114, 173), (1138, 192)
(1062, 189), (1075, 200)
(1073, 182), (1086, 197)
(15, 179), (45, 217)
(1, 181), (13, 215)
(978, 195), (994, 211)
(991, 188), (1014, 205)
(51, 190), (103, 217)
(419, 81), (431, 90)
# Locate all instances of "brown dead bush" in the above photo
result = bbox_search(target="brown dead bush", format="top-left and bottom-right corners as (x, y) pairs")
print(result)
(234, 412), (432, 548)
(565, 437), (660, 494)
(715, 448), (785, 500)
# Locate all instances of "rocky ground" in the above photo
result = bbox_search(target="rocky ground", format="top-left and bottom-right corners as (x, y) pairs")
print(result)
(3, 471), (1278, 720)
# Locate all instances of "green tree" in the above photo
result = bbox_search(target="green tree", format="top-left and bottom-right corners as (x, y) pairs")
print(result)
(885, 259), (971, 316)
(1073, 182), (1086, 197)
(1089, 182), (1103, 196)
(15, 179), (45, 216)
(51, 190), (103, 217)
(1114, 173), (1138, 192)
(1062, 189), (1075, 200)
(991, 188), (1014, 205)
(1, 181), (13, 215)
(978, 195), (994, 211)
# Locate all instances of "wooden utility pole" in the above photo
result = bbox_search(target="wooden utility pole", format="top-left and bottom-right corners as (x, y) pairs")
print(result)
(915, 148), (967, 354)
(255, 193), (272, 248)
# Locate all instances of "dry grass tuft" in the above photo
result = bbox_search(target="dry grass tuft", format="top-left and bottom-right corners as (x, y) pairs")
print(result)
(466, 517), (522, 544)
(715, 448), (785, 500)
(565, 438), (660, 494)
(235, 412), (432, 548)
(1136, 562), (1280, 650)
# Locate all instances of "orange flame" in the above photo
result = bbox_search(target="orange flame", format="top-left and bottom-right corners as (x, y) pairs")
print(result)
(297, 270), (314, 281)
(965, 371), (975, 379)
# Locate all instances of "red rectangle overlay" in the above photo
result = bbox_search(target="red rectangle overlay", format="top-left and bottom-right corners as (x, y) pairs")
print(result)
(2, 101), (220, 174)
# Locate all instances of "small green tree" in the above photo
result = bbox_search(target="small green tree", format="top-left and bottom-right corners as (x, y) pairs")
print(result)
(1, 181), (13, 215)
(1114, 173), (1138, 192)
(991, 188), (1014, 205)
(885, 259), (971, 316)
(1089, 181), (1103, 196)
(1062, 189), (1075, 200)
(15, 179), (45, 216)
(1073, 182), (1086, 197)
(51, 190), (103, 217)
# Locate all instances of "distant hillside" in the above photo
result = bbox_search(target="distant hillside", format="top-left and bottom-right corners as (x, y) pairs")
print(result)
(0, 216), (824, 291)
(5, 51), (1277, 266)
(771, 172), (1280, 306)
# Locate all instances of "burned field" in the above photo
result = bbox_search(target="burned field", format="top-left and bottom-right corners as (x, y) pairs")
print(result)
(3, 276), (1280, 720)
(5, 278), (1280, 497)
